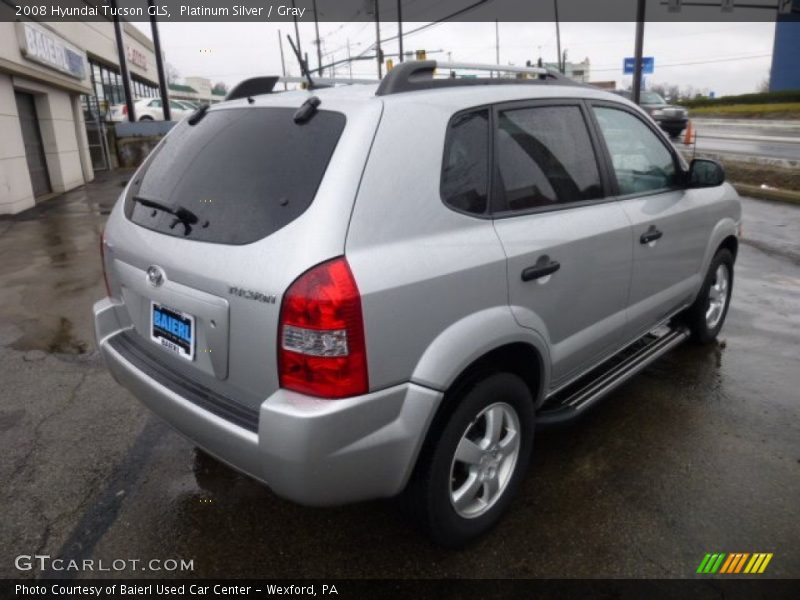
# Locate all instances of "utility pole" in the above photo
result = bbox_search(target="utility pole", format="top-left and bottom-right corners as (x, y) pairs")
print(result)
(494, 20), (499, 77)
(291, 0), (302, 61)
(312, 0), (323, 75)
(347, 39), (353, 78)
(374, 0), (383, 78)
(495, 20), (500, 64)
(110, 0), (134, 122)
(632, 0), (646, 104)
(147, 0), (170, 121)
(397, 0), (404, 62)
(554, 0), (562, 73)
(278, 29), (288, 90)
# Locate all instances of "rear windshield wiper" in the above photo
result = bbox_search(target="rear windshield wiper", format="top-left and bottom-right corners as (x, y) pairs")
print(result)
(133, 195), (201, 236)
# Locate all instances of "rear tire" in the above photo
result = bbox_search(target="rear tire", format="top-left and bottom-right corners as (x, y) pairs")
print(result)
(139, 115), (153, 121)
(680, 248), (734, 344)
(406, 372), (534, 548)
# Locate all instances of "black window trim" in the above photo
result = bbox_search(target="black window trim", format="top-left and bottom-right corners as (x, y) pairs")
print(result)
(489, 97), (616, 219)
(585, 99), (689, 201)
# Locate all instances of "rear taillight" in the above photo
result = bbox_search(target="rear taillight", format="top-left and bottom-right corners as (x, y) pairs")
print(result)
(100, 230), (111, 297)
(278, 257), (368, 399)
(121, 105), (127, 116)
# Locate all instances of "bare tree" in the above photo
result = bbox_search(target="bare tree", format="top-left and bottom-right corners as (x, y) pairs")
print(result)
(651, 82), (682, 102)
(757, 75), (770, 93)
(166, 62), (180, 85)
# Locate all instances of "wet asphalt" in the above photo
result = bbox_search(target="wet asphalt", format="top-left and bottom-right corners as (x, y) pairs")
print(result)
(0, 170), (798, 579)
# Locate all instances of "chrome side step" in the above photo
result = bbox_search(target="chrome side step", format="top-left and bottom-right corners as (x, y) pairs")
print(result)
(537, 326), (691, 426)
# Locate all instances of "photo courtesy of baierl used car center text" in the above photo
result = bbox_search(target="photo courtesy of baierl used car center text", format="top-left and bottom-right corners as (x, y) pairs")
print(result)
(1, 0), (798, 598)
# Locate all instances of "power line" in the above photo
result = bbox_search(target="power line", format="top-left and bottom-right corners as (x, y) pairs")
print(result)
(350, 0), (493, 60)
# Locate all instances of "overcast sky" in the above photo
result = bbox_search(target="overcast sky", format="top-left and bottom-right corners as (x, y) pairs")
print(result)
(133, 21), (776, 96)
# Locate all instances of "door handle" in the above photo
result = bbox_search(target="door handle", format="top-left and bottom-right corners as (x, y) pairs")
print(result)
(640, 226), (663, 245)
(521, 260), (561, 282)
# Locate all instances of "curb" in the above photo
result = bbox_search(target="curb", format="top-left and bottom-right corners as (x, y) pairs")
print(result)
(732, 183), (800, 205)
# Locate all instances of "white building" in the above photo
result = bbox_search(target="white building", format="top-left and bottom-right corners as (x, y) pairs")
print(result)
(545, 58), (591, 84)
(0, 20), (159, 214)
(169, 76), (226, 105)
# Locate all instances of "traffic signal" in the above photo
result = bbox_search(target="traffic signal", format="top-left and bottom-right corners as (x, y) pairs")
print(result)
(415, 49), (426, 61)
(386, 59), (394, 71)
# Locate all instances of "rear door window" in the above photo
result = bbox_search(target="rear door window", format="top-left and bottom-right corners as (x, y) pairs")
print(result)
(126, 107), (346, 245)
(495, 105), (603, 212)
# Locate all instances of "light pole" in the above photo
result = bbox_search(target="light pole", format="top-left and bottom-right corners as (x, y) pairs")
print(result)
(632, 0), (646, 104)
(110, 0), (134, 122)
(554, 0), (562, 73)
(147, 0), (170, 121)
(374, 0), (383, 78)
(397, 0), (404, 62)
(312, 0), (323, 75)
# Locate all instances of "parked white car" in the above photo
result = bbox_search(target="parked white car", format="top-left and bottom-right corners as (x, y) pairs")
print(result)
(109, 98), (192, 122)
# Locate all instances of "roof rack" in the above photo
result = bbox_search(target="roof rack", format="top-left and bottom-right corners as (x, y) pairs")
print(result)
(280, 76), (380, 87)
(375, 60), (572, 96)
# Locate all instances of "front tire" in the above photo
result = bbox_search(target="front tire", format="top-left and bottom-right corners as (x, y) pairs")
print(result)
(407, 372), (534, 548)
(681, 248), (734, 344)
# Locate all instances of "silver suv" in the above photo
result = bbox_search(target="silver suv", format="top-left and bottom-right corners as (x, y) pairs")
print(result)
(93, 61), (741, 547)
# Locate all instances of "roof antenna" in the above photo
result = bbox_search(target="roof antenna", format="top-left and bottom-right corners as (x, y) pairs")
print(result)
(286, 35), (314, 90)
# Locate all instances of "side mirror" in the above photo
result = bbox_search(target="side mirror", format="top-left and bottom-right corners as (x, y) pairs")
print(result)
(688, 158), (725, 188)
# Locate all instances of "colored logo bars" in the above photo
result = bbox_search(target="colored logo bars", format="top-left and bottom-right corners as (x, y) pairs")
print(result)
(697, 553), (773, 574)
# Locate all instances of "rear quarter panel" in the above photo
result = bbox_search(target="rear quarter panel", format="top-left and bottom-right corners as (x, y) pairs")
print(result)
(345, 99), (532, 394)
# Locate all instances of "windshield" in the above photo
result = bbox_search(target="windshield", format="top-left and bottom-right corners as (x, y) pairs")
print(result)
(640, 92), (666, 104)
(125, 107), (346, 245)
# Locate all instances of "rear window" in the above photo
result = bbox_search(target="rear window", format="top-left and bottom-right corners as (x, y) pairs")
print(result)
(125, 107), (346, 245)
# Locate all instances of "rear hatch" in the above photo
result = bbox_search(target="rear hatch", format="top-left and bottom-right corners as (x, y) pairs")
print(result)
(103, 94), (382, 413)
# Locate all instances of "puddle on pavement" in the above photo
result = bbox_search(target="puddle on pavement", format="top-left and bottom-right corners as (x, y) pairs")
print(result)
(10, 316), (88, 355)
(0, 177), (121, 355)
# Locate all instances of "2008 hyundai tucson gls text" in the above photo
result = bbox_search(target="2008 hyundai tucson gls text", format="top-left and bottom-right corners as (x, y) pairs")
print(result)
(93, 61), (741, 547)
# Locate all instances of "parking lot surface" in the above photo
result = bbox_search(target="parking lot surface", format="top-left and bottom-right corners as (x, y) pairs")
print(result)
(1, 171), (798, 578)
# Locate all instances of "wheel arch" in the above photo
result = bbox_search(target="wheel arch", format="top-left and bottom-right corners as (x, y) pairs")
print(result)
(410, 306), (550, 406)
(405, 339), (545, 494)
(694, 216), (739, 303)
(718, 234), (738, 262)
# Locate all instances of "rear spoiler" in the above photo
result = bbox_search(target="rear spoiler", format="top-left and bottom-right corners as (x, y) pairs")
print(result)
(225, 76), (280, 101)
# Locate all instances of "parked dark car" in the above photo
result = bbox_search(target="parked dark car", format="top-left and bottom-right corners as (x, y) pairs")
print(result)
(613, 90), (688, 138)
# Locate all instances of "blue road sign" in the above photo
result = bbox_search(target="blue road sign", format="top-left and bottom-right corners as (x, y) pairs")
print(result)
(623, 56), (654, 74)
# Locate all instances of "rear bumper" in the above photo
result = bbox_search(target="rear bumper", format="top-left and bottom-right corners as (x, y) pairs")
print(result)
(94, 298), (442, 506)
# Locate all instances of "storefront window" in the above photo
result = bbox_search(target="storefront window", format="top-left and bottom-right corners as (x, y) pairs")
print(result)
(87, 58), (158, 121)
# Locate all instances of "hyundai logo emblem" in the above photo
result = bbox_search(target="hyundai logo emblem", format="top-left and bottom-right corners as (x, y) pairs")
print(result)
(147, 266), (165, 287)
